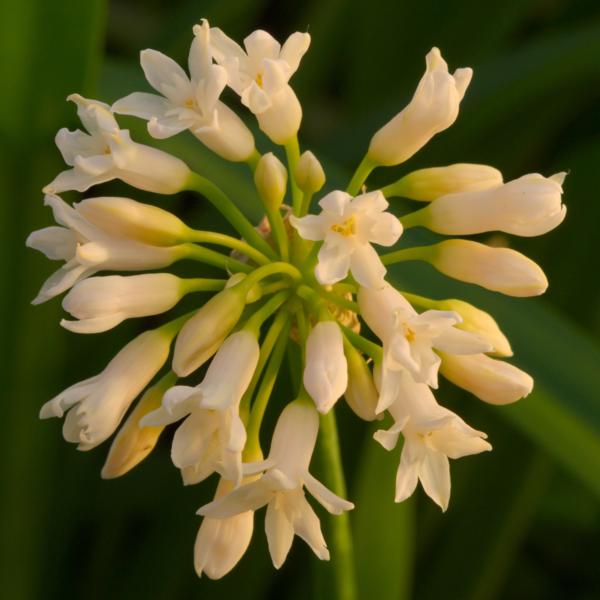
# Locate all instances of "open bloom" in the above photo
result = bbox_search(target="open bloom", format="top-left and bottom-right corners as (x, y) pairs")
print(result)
(113, 20), (254, 162)
(374, 369), (491, 511)
(303, 321), (348, 413)
(290, 190), (402, 288)
(45, 94), (190, 194)
(410, 172), (567, 236)
(368, 48), (472, 166)
(359, 284), (490, 407)
(39, 329), (172, 450)
(199, 401), (354, 568)
(143, 331), (259, 485)
(26, 194), (184, 304)
(209, 26), (310, 143)
(61, 273), (187, 333)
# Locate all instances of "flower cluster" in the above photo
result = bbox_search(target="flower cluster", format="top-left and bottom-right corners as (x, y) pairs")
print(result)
(30, 20), (566, 579)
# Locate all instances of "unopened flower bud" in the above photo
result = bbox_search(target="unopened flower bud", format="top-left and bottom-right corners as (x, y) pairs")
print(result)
(254, 152), (287, 211)
(427, 239), (548, 297)
(75, 197), (191, 246)
(295, 151), (325, 194)
(101, 374), (175, 479)
(434, 298), (512, 357)
(225, 273), (262, 303)
(440, 352), (533, 405)
(173, 286), (248, 377)
(344, 343), (379, 421)
(385, 164), (503, 201)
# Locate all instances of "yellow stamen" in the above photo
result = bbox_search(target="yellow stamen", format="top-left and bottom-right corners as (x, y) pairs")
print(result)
(185, 98), (194, 108)
(255, 72), (263, 87)
(404, 325), (415, 342)
(331, 216), (356, 237)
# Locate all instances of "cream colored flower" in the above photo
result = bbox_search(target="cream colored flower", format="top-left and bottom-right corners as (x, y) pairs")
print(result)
(45, 94), (190, 194)
(290, 190), (402, 288)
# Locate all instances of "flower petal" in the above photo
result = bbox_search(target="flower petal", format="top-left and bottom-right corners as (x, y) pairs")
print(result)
(419, 450), (451, 512)
(112, 92), (172, 120)
(349, 243), (386, 289)
(304, 473), (355, 514)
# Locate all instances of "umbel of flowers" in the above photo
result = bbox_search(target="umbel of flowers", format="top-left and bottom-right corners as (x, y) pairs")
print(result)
(29, 19), (566, 581)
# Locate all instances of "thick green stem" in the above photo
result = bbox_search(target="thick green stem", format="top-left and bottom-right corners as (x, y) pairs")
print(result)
(299, 190), (314, 216)
(319, 410), (357, 600)
(246, 149), (262, 172)
(181, 243), (253, 273)
(186, 172), (277, 259)
(189, 230), (270, 265)
(340, 325), (382, 361)
(346, 155), (376, 196)
(183, 278), (227, 294)
(266, 207), (290, 261)
(380, 244), (436, 266)
(243, 291), (291, 335)
(400, 291), (437, 310)
(316, 288), (358, 312)
(242, 261), (302, 290)
(285, 137), (303, 214)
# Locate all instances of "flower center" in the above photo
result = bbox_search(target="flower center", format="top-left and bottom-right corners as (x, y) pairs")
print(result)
(255, 72), (263, 87)
(331, 216), (356, 237)
(184, 98), (195, 108)
(403, 324), (416, 342)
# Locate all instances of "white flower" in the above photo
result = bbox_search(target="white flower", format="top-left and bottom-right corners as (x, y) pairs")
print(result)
(198, 401), (354, 569)
(439, 352), (533, 405)
(45, 94), (190, 194)
(143, 331), (259, 485)
(61, 273), (187, 334)
(373, 369), (491, 511)
(39, 329), (172, 450)
(209, 26), (310, 143)
(290, 190), (402, 288)
(412, 172), (567, 236)
(368, 48), (472, 166)
(303, 321), (348, 414)
(359, 284), (491, 409)
(26, 194), (184, 304)
(113, 20), (255, 162)
(387, 163), (503, 201)
(427, 239), (548, 297)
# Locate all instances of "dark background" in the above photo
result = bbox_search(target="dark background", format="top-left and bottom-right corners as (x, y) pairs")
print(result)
(1, 0), (599, 598)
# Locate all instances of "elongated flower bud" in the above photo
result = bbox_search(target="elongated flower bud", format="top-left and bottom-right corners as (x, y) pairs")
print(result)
(256, 85), (302, 145)
(439, 352), (533, 405)
(303, 321), (348, 413)
(434, 298), (512, 357)
(101, 374), (175, 478)
(173, 286), (247, 376)
(61, 273), (186, 334)
(254, 152), (287, 211)
(426, 240), (548, 297)
(295, 151), (325, 194)
(385, 164), (503, 201)
(344, 343), (379, 421)
(411, 173), (567, 236)
(368, 48), (472, 166)
(75, 197), (192, 246)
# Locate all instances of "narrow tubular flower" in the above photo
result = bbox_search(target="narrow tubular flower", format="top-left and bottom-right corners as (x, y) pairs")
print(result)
(113, 20), (255, 162)
(368, 48), (472, 166)
(439, 352), (533, 405)
(199, 401), (354, 569)
(26, 194), (184, 304)
(409, 172), (567, 236)
(60, 273), (187, 333)
(343, 342), (379, 421)
(194, 477), (255, 579)
(39, 329), (172, 450)
(373, 369), (491, 511)
(209, 26), (310, 143)
(426, 239), (549, 297)
(303, 321), (348, 414)
(290, 190), (403, 288)
(144, 331), (259, 485)
(45, 94), (191, 194)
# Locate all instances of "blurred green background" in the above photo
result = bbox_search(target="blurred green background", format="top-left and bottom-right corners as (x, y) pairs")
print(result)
(1, 0), (599, 598)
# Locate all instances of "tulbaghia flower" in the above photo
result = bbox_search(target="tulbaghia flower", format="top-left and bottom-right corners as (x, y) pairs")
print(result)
(407, 172), (567, 236)
(194, 477), (255, 579)
(359, 284), (490, 394)
(143, 331), (259, 485)
(60, 273), (187, 333)
(113, 20), (255, 162)
(290, 190), (403, 288)
(374, 369), (491, 511)
(45, 94), (191, 194)
(39, 329), (172, 450)
(209, 26), (310, 143)
(26, 194), (184, 304)
(199, 401), (354, 568)
(368, 48), (472, 166)
(303, 321), (348, 413)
